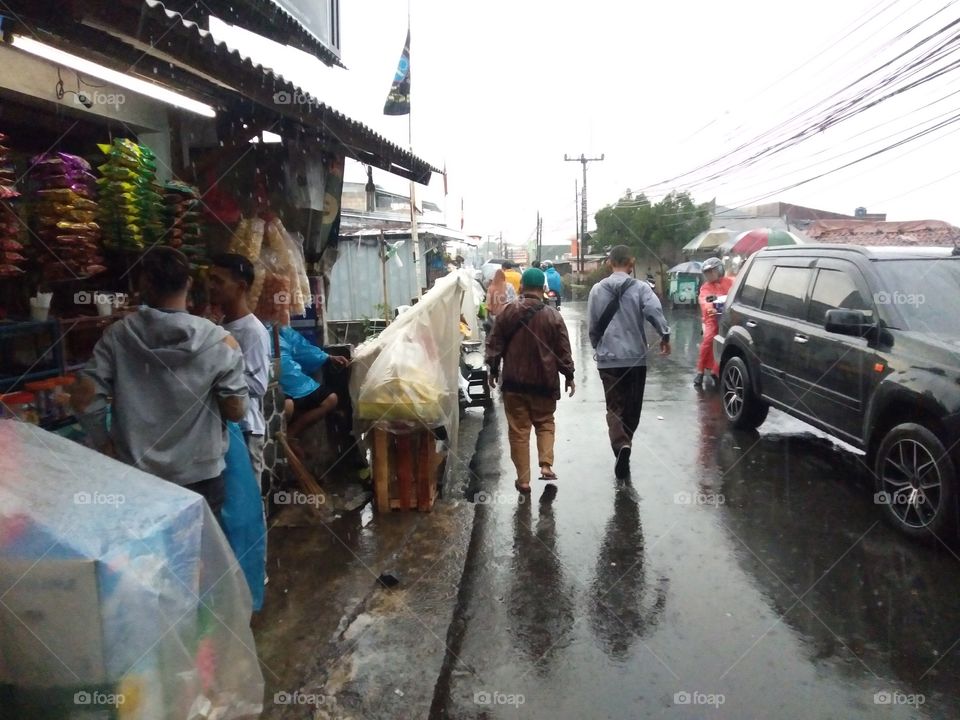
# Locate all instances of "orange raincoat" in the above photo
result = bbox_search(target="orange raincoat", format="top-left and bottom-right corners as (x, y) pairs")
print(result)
(697, 275), (734, 373)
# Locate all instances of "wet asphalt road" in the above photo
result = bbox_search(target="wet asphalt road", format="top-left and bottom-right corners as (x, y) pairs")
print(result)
(436, 301), (960, 719)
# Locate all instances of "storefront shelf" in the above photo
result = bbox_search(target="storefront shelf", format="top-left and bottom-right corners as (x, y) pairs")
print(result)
(0, 369), (60, 393)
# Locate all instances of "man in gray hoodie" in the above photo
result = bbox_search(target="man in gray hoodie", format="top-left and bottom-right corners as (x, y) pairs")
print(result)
(71, 247), (248, 515)
(587, 245), (671, 479)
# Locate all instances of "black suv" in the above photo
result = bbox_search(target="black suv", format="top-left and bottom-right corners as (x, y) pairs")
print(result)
(714, 244), (960, 539)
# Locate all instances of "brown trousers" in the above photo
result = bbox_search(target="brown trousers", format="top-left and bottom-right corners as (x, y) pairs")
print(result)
(599, 366), (648, 453)
(502, 392), (557, 485)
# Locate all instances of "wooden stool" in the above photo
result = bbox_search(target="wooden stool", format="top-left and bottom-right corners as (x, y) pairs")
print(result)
(372, 427), (440, 512)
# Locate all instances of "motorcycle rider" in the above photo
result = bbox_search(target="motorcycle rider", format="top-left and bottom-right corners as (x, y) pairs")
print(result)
(543, 261), (563, 309)
(694, 256), (734, 388)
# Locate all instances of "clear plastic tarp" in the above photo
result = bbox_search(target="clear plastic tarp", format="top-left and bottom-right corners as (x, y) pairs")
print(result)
(351, 270), (475, 453)
(0, 419), (264, 719)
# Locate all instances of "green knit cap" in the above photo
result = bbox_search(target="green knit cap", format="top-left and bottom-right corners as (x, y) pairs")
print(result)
(521, 267), (545, 289)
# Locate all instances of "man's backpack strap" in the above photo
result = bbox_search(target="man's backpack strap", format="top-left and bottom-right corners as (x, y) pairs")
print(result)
(591, 278), (636, 347)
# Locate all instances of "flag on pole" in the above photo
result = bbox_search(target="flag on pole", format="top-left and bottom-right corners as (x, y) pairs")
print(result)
(383, 30), (411, 116)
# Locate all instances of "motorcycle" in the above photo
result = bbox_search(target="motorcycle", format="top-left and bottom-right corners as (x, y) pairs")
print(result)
(459, 340), (492, 414)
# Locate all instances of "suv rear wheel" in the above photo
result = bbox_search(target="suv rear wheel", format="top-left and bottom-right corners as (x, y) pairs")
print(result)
(874, 423), (957, 539)
(720, 356), (769, 430)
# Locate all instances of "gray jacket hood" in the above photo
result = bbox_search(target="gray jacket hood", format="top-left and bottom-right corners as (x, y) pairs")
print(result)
(120, 307), (230, 367)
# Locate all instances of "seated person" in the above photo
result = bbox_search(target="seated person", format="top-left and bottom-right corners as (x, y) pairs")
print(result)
(277, 325), (349, 442)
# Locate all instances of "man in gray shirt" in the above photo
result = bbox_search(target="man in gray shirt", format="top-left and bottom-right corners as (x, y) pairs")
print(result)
(71, 247), (248, 516)
(587, 245), (671, 479)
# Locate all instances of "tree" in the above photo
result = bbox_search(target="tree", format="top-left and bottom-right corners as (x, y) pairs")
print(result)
(591, 191), (710, 272)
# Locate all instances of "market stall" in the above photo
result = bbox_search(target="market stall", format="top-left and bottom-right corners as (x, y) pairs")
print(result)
(349, 270), (476, 512)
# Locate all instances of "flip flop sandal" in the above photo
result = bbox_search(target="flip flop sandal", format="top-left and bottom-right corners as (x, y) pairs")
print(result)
(515, 481), (532, 494)
(538, 466), (558, 481)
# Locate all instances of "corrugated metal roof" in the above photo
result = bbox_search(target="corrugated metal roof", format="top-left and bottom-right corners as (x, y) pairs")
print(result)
(1, 0), (435, 183)
(806, 219), (960, 247)
(139, 0), (436, 183)
(151, 0), (345, 68)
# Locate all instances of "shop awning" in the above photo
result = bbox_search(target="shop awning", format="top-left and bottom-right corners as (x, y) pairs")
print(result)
(143, 0), (345, 68)
(0, 0), (437, 184)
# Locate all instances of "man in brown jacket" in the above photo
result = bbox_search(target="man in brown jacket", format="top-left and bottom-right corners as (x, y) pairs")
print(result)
(485, 267), (575, 493)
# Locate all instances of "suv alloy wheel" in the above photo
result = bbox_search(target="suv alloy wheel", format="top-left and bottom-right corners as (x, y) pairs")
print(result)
(874, 423), (957, 539)
(720, 356), (769, 430)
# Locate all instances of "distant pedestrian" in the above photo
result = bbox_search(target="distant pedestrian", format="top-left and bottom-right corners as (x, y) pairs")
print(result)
(502, 261), (522, 295)
(694, 257), (733, 388)
(486, 268), (517, 320)
(486, 267), (575, 493)
(587, 245), (671, 479)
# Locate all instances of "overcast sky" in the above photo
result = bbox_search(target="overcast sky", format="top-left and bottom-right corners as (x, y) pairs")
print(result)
(215, 0), (960, 247)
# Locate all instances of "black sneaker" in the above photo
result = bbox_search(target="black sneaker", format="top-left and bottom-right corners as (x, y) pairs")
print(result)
(693, 373), (704, 387)
(614, 446), (631, 479)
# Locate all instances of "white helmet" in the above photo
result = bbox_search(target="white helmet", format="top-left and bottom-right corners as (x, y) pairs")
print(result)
(701, 257), (723, 274)
(542, 260), (553, 269)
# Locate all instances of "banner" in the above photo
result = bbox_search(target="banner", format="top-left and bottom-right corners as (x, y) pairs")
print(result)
(383, 29), (411, 116)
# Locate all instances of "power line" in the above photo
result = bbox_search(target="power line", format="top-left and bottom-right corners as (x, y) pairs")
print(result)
(640, 11), (960, 194)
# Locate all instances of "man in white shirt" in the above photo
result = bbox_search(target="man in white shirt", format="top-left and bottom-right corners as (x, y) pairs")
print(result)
(209, 253), (273, 484)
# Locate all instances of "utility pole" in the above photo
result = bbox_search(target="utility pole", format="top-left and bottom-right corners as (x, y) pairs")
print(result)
(536, 211), (542, 265)
(574, 178), (580, 278)
(565, 153), (604, 273)
(498, 231), (503, 259)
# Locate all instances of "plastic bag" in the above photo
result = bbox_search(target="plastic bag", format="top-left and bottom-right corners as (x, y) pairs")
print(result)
(0, 419), (264, 718)
(253, 246), (292, 326)
(221, 422), (266, 612)
(265, 219), (310, 317)
(356, 314), (446, 429)
(230, 217), (264, 263)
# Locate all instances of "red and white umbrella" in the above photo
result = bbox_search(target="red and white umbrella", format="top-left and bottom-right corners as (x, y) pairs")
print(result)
(728, 228), (803, 256)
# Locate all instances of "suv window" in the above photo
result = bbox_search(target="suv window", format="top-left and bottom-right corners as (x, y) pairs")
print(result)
(807, 268), (873, 326)
(738, 259), (772, 308)
(761, 266), (811, 319)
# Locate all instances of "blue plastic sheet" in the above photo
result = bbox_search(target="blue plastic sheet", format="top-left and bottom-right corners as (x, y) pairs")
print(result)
(221, 421), (266, 611)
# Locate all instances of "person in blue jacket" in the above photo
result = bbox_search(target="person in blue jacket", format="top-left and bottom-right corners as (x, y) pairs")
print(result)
(543, 261), (563, 305)
(278, 325), (349, 441)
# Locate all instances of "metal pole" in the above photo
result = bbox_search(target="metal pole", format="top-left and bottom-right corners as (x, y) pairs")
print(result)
(536, 210), (541, 265)
(574, 178), (580, 277)
(380, 231), (390, 322)
(565, 153), (604, 273)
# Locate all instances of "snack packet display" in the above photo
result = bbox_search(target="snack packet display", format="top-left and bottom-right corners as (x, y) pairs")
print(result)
(28, 151), (104, 279)
(97, 139), (164, 250)
(229, 216), (264, 261)
(163, 180), (205, 260)
(0, 133), (24, 278)
(265, 218), (311, 317)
